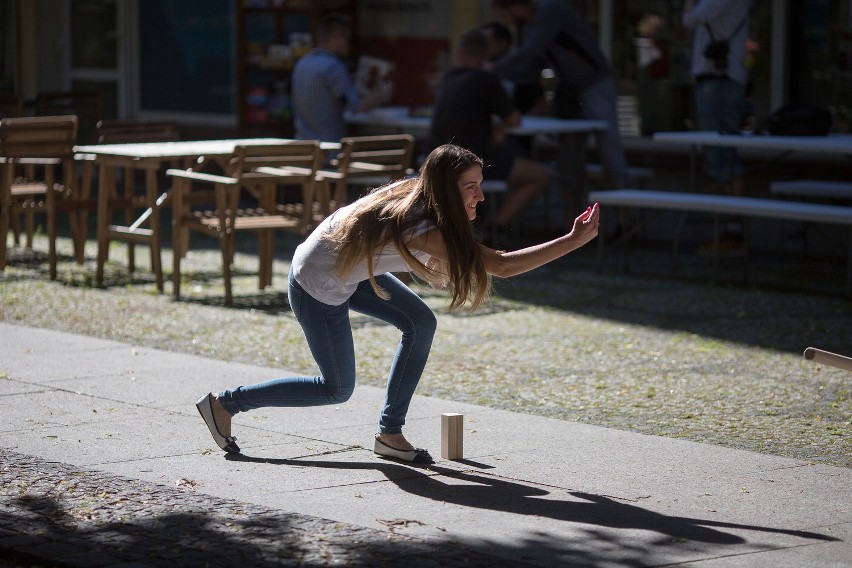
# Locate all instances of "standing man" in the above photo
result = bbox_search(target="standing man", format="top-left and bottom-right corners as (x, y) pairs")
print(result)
(490, 0), (631, 207)
(292, 13), (392, 142)
(683, 0), (751, 250)
(480, 21), (549, 116)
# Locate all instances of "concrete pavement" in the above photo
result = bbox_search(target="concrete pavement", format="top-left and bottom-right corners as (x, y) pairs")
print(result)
(1, 320), (849, 567)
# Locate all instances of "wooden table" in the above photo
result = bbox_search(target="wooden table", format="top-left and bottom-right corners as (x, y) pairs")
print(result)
(74, 138), (339, 291)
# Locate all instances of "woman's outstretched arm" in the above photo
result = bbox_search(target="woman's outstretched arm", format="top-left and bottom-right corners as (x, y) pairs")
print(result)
(409, 203), (600, 278)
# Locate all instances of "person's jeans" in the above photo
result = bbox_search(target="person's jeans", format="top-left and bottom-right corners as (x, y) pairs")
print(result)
(554, 77), (630, 215)
(218, 269), (437, 435)
(581, 77), (631, 189)
(695, 77), (746, 183)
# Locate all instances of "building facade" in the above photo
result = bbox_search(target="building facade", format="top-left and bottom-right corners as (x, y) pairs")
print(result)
(2, 0), (850, 137)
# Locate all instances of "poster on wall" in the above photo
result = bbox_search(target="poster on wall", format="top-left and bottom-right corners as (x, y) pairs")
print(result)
(358, 0), (451, 107)
(354, 56), (395, 99)
(360, 0), (449, 38)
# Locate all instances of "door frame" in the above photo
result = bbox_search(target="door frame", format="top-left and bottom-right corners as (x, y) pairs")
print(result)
(62, 0), (134, 118)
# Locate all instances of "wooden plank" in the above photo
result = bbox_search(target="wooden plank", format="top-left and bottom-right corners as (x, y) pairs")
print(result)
(804, 347), (852, 372)
(165, 169), (238, 185)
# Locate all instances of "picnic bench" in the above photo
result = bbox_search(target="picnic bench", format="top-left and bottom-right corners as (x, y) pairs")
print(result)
(770, 180), (852, 201)
(769, 180), (852, 252)
(588, 189), (852, 295)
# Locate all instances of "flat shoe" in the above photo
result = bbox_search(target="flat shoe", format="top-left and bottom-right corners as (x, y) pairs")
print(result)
(195, 393), (240, 454)
(373, 437), (433, 464)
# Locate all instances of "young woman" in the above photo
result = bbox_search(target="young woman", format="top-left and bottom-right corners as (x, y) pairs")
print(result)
(196, 144), (600, 463)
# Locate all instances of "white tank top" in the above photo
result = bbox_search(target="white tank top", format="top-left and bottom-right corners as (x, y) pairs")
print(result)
(292, 198), (434, 306)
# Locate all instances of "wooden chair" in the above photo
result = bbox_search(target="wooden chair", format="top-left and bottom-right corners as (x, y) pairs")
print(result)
(315, 134), (415, 214)
(166, 141), (324, 304)
(1, 115), (89, 279)
(35, 91), (101, 144)
(92, 119), (180, 291)
(96, 119), (179, 144)
(0, 94), (32, 245)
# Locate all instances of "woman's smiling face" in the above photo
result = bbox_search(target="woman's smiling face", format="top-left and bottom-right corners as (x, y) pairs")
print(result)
(457, 165), (484, 221)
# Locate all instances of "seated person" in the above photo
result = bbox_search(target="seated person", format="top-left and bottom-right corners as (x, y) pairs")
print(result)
(427, 29), (551, 242)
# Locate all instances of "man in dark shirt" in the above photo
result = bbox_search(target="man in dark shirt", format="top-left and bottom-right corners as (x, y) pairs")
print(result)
(429, 29), (551, 237)
(491, 0), (630, 193)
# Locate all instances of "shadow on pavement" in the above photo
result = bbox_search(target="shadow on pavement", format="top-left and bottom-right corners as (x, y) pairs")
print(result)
(229, 454), (837, 556)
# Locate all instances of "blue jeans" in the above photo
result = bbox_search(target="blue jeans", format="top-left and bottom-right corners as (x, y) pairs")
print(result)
(581, 77), (631, 188)
(218, 270), (437, 435)
(695, 77), (746, 183)
(554, 77), (630, 217)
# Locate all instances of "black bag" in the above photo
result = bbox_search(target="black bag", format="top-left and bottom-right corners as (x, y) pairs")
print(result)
(703, 14), (747, 72)
(767, 105), (832, 136)
(703, 39), (730, 71)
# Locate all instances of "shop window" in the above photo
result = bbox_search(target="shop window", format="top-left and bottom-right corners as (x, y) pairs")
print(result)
(0, 0), (17, 95)
(139, 0), (234, 114)
(790, 0), (852, 132)
(70, 0), (117, 69)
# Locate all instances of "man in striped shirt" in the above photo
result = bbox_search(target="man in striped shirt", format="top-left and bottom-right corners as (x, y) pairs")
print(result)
(292, 13), (392, 142)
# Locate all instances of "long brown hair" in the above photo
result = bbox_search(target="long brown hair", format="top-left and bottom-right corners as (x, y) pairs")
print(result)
(327, 144), (490, 311)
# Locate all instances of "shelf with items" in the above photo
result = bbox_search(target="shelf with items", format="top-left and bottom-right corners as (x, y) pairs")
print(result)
(236, 0), (356, 135)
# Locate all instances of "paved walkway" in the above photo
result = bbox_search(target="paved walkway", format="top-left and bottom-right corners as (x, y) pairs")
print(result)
(1, 321), (850, 567)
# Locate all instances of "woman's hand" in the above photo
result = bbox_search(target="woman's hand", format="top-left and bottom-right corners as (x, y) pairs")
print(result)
(567, 202), (600, 247)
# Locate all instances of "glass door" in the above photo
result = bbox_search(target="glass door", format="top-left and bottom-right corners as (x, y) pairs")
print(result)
(67, 0), (130, 121)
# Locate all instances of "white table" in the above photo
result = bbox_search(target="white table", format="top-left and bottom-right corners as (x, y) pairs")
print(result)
(652, 131), (852, 155)
(652, 131), (852, 191)
(346, 111), (606, 137)
(347, 110), (607, 216)
(75, 138), (340, 161)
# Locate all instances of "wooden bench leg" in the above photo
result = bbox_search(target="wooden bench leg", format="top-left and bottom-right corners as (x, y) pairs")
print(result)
(46, 168), (58, 280)
(145, 168), (164, 292)
(124, 168), (136, 275)
(75, 160), (93, 265)
(0, 169), (9, 271)
(220, 234), (233, 306)
(259, 229), (273, 289)
(10, 205), (20, 247)
(96, 164), (113, 288)
(171, 178), (183, 300)
(24, 208), (33, 248)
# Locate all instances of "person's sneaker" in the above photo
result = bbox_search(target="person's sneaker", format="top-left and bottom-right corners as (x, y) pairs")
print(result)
(698, 233), (745, 256)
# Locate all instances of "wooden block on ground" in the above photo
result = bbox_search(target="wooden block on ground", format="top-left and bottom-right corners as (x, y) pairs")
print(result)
(441, 413), (463, 460)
